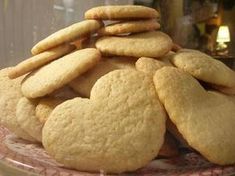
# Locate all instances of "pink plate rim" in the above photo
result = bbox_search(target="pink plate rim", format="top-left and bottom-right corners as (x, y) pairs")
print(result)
(0, 125), (235, 176)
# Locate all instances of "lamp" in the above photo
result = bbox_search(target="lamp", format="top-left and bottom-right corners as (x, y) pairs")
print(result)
(216, 25), (230, 54)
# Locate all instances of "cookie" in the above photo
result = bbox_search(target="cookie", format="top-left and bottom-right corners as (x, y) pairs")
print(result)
(16, 97), (43, 142)
(36, 86), (78, 123)
(43, 69), (166, 173)
(170, 49), (235, 87)
(96, 31), (173, 58)
(135, 54), (173, 75)
(97, 19), (160, 36)
(69, 57), (136, 97)
(154, 67), (235, 165)
(8, 44), (75, 79)
(31, 20), (103, 55)
(21, 48), (101, 98)
(85, 5), (159, 20)
(36, 97), (64, 124)
(0, 68), (36, 142)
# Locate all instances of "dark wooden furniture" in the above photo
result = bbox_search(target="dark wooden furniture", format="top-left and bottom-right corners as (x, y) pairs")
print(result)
(212, 55), (235, 70)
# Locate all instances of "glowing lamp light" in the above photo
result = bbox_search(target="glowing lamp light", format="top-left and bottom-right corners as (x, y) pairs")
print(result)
(217, 26), (230, 43)
(216, 26), (230, 52)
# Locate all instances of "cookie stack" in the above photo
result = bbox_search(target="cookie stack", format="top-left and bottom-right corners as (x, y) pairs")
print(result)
(0, 5), (235, 174)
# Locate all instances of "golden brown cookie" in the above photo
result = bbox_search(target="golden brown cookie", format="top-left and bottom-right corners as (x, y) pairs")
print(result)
(43, 69), (166, 173)
(16, 98), (43, 142)
(8, 44), (75, 79)
(36, 97), (64, 124)
(135, 54), (173, 75)
(36, 86), (78, 123)
(85, 5), (159, 20)
(0, 68), (36, 142)
(170, 49), (235, 87)
(31, 20), (103, 55)
(97, 19), (160, 36)
(154, 67), (235, 165)
(21, 48), (101, 98)
(69, 57), (136, 97)
(96, 31), (173, 58)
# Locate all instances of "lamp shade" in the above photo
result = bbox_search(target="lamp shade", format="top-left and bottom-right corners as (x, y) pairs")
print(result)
(216, 26), (230, 43)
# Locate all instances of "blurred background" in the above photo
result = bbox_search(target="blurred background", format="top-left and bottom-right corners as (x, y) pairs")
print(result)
(0, 0), (234, 68)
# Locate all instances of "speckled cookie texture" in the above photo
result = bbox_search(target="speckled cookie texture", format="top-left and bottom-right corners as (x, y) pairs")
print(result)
(85, 5), (159, 20)
(21, 48), (101, 98)
(8, 44), (75, 79)
(97, 19), (160, 36)
(154, 67), (235, 165)
(16, 97), (43, 142)
(69, 57), (136, 97)
(96, 31), (173, 58)
(135, 55), (173, 75)
(43, 69), (166, 173)
(0, 68), (36, 142)
(170, 49), (235, 87)
(36, 86), (78, 124)
(31, 20), (103, 55)
(36, 97), (64, 124)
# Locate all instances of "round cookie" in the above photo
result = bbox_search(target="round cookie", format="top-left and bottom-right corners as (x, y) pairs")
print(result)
(8, 44), (75, 79)
(21, 48), (101, 98)
(16, 97), (43, 142)
(36, 97), (64, 124)
(0, 68), (36, 142)
(36, 86), (78, 124)
(85, 5), (159, 20)
(170, 49), (235, 87)
(135, 54), (173, 75)
(97, 19), (160, 36)
(154, 67), (235, 165)
(96, 31), (173, 58)
(43, 69), (166, 173)
(69, 57), (136, 97)
(31, 20), (103, 55)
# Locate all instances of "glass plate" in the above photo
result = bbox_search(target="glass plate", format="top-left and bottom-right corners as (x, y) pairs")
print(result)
(0, 125), (235, 176)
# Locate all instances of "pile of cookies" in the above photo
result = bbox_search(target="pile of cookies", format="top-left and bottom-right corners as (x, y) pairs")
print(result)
(0, 5), (235, 174)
